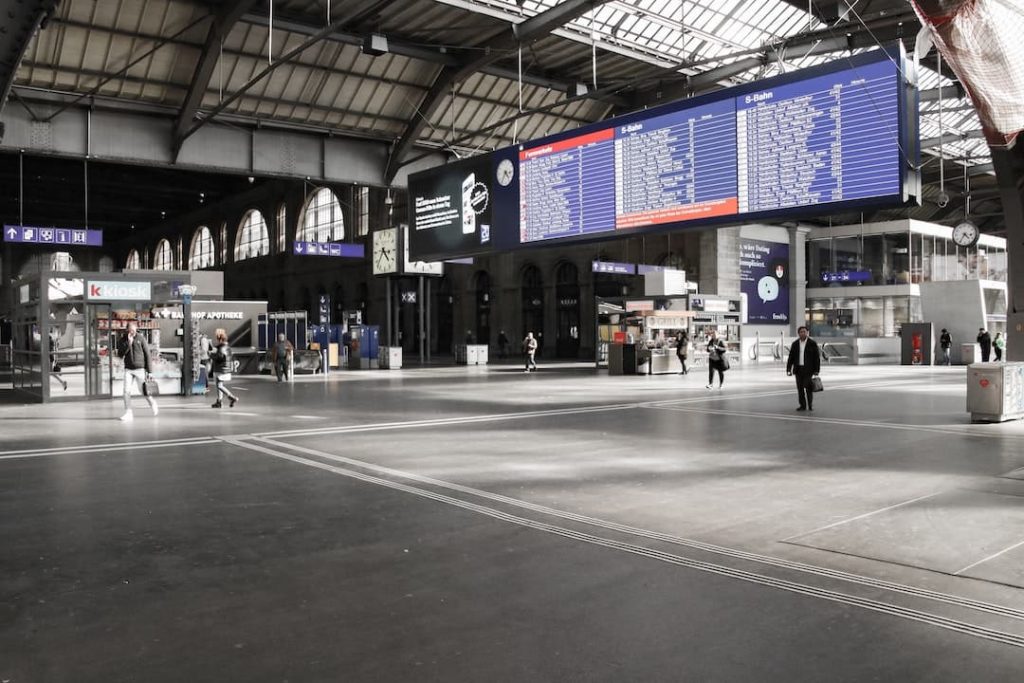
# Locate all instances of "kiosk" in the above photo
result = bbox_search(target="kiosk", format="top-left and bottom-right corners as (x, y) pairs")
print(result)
(10, 270), (225, 402)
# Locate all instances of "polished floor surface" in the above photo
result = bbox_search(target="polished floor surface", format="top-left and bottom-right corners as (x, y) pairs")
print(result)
(4, 360), (1024, 681)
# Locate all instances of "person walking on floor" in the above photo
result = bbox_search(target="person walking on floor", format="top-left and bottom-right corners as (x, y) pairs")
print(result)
(270, 333), (294, 381)
(705, 329), (727, 389)
(118, 321), (158, 421)
(523, 331), (538, 372)
(787, 326), (822, 412)
(978, 328), (992, 362)
(676, 330), (689, 375)
(497, 330), (510, 359)
(994, 332), (1006, 361)
(210, 328), (239, 408)
(939, 328), (952, 366)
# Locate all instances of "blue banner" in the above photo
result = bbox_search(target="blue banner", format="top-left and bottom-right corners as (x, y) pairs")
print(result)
(4, 225), (103, 246)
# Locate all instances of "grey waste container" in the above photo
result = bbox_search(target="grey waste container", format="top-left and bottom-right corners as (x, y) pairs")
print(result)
(967, 362), (1024, 422)
(960, 343), (978, 365)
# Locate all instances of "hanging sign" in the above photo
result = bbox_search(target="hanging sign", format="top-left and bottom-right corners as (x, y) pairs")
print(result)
(4, 225), (103, 246)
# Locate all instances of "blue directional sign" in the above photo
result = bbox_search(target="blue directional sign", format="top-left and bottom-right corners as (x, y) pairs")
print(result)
(592, 260), (636, 275)
(4, 225), (103, 246)
(821, 270), (872, 283)
(293, 241), (364, 258)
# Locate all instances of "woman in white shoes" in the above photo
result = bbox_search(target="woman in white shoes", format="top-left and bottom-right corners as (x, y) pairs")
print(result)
(209, 328), (239, 408)
(118, 321), (159, 421)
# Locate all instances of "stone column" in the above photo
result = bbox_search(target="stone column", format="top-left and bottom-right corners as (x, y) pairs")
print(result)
(788, 225), (811, 332)
(698, 227), (741, 296)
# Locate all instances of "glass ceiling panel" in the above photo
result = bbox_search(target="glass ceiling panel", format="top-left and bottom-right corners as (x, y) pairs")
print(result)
(439, 0), (990, 164)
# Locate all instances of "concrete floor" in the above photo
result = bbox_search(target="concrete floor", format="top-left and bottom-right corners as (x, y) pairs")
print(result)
(4, 361), (1024, 681)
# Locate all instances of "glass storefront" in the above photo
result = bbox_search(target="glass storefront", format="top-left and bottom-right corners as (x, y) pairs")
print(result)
(809, 230), (1006, 288)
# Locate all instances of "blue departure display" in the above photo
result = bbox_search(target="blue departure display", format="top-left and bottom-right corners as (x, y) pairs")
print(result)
(736, 57), (901, 212)
(408, 49), (916, 263)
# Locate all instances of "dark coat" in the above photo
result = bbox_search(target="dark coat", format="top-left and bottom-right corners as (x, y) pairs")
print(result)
(211, 342), (233, 375)
(119, 332), (152, 372)
(787, 337), (821, 375)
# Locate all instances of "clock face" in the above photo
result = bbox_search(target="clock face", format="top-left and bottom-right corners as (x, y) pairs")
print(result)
(373, 228), (398, 275)
(952, 221), (979, 247)
(496, 159), (515, 187)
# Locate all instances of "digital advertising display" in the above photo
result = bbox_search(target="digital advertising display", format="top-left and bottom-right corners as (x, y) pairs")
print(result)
(409, 47), (917, 262)
(739, 238), (790, 324)
(408, 154), (494, 260)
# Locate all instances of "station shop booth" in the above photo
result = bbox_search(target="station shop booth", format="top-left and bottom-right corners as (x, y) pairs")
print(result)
(8, 270), (269, 403)
(597, 294), (742, 375)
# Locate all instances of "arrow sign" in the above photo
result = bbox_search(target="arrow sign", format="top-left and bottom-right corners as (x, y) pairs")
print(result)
(3, 225), (103, 246)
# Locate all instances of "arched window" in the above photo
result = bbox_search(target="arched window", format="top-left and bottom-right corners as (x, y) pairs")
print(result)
(235, 210), (270, 261)
(555, 261), (581, 358)
(189, 226), (216, 270)
(298, 187), (344, 242)
(153, 239), (174, 270)
(276, 203), (287, 253)
(125, 249), (141, 270)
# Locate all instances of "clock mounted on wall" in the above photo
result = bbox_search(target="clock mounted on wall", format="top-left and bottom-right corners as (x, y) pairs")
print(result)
(372, 227), (398, 275)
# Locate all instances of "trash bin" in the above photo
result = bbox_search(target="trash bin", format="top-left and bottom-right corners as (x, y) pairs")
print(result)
(967, 362), (1024, 422)
(960, 343), (978, 365)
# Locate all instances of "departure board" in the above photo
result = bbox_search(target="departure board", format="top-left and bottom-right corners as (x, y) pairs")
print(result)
(614, 97), (737, 229)
(516, 49), (910, 245)
(409, 49), (916, 263)
(519, 129), (616, 242)
(736, 58), (900, 213)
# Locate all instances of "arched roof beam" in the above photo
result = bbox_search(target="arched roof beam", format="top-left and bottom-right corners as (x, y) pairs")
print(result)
(172, 0), (262, 158)
(0, 0), (60, 139)
(384, 0), (615, 184)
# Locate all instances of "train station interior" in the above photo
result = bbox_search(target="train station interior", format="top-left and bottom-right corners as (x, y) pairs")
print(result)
(4, 0), (1024, 680)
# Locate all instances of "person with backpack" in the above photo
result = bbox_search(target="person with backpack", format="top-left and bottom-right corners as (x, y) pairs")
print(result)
(210, 328), (238, 408)
(270, 333), (294, 381)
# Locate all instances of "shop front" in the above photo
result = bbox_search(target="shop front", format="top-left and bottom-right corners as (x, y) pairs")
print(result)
(10, 271), (228, 402)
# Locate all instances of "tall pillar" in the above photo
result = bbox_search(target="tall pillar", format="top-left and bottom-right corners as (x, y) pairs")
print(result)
(788, 225), (811, 333)
(698, 227), (741, 296)
(991, 145), (1024, 361)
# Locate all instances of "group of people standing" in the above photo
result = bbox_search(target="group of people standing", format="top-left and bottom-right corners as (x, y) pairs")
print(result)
(672, 329), (730, 390)
(938, 328), (1006, 365)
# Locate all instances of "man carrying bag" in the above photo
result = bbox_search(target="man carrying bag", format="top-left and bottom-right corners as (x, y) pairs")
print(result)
(786, 326), (821, 412)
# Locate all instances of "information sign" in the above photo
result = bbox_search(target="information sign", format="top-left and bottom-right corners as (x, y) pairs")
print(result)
(293, 241), (364, 258)
(4, 225), (103, 246)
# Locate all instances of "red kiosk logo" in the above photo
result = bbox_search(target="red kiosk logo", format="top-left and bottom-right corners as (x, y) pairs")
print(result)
(89, 284), (101, 297)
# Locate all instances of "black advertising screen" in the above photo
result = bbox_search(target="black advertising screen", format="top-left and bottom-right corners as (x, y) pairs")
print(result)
(408, 154), (494, 260)
(409, 47), (917, 261)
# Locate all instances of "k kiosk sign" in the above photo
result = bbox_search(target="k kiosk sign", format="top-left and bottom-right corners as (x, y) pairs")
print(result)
(85, 280), (153, 302)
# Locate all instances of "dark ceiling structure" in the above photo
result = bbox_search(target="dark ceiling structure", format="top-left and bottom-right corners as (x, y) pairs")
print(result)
(0, 0), (1004, 240)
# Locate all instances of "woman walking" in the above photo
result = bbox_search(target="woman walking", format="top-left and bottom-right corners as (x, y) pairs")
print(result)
(705, 329), (727, 390)
(210, 328), (239, 408)
(676, 330), (689, 375)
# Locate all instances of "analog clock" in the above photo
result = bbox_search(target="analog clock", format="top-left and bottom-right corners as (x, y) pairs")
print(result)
(952, 221), (980, 248)
(496, 158), (515, 187)
(372, 227), (398, 275)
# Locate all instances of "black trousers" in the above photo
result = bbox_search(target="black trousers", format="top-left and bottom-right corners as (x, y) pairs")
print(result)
(794, 367), (815, 408)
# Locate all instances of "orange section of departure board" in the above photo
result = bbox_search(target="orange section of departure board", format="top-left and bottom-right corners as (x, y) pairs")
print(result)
(616, 197), (738, 230)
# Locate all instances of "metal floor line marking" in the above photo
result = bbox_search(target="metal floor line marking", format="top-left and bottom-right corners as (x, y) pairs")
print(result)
(251, 435), (1024, 625)
(955, 539), (1024, 576)
(778, 491), (945, 542)
(0, 437), (219, 459)
(221, 436), (1024, 649)
(251, 379), (905, 440)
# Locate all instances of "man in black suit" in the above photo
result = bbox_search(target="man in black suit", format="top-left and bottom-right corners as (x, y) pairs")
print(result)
(786, 326), (821, 412)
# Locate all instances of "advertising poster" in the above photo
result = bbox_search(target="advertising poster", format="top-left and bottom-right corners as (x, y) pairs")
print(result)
(409, 154), (494, 261)
(739, 238), (789, 324)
